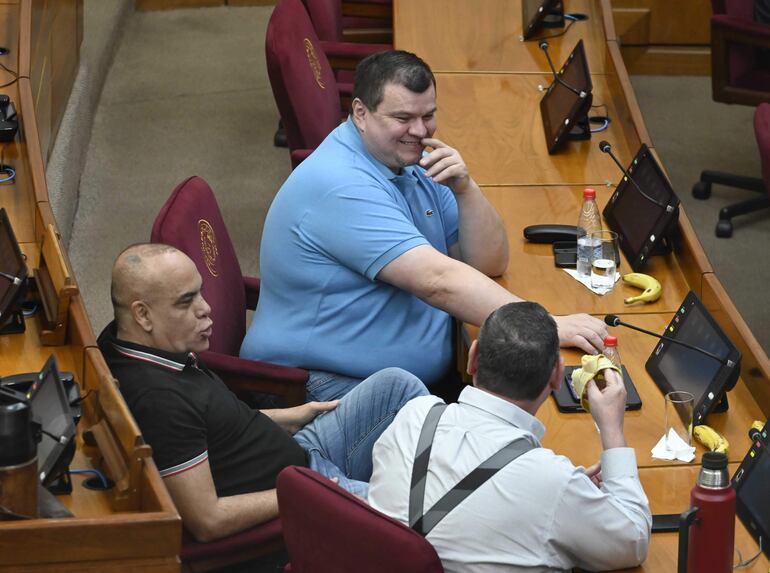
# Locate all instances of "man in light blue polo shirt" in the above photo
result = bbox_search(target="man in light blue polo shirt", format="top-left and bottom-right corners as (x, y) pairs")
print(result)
(241, 50), (608, 401)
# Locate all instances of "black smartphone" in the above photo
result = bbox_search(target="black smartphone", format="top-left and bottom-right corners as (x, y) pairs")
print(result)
(554, 250), (577, 268)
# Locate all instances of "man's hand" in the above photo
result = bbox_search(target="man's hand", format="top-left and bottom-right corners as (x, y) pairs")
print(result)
(553, 314), (608, 354)
(583, 461), (603, 488)
(266, 401), (340, 435)
(586, 368), (627, 450)
(419, 138), (473, 194)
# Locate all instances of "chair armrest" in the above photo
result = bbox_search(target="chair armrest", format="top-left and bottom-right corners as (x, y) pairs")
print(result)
(712, 15), (770, 48)
(290, 149), (314, 169)
(243, 276), (261, 311)
(200, 351), (308, 406)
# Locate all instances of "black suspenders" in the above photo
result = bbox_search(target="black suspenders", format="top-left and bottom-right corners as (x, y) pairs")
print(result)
(409, 402), (537, 536)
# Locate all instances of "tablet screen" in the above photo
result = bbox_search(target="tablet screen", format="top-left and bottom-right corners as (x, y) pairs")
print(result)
(646, 291), (741, 425)
(603, 145), (680, 271)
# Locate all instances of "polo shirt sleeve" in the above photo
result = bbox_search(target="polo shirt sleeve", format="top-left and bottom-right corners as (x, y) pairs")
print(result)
(132, 389), (209, 478)
(300, 183), (430, 280)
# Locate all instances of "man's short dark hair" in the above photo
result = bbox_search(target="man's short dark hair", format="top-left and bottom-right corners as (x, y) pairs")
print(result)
(353, 50), (436, 110)
(475, 302), (560, 401)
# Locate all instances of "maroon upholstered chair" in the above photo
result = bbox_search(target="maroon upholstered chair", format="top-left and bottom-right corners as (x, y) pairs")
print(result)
(277, 466), (444, 573)
(692, 102), (770, 236)
(266, 0), (345, 168)
(711, 0), (770, 106)
(181, 519), (284, 572)
(151, 176), (307, 405)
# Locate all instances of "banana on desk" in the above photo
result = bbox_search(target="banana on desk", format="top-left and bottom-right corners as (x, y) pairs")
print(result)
(623, 272), (662, 304)
(693, 424), (729, 454)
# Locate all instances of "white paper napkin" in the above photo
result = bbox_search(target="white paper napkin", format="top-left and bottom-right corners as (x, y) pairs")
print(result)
(651, 429), (696, 462)
(563, 268), (620, 295)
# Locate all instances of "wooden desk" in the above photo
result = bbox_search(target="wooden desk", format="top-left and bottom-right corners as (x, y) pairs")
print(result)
(482, 185), (691, 315)
(631, 465), (769, 571)
(0, 3), (182, 570)
(394, 0), (612, 74)
(433, 72), (641, 186)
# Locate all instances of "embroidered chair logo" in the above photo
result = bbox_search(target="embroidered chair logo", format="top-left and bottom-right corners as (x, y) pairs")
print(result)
(198, 219), (219, 277)
(304, 38), (325, 89)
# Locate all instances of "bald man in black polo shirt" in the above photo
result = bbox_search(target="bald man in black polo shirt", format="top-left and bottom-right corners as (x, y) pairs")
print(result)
(98, 243), (427, 542)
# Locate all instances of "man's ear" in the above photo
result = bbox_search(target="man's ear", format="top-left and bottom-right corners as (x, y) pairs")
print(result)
(467, 339), (479, 377)
(351, 98), (367, 131)
(131, 300), (153, 333)
(548, 355), (565, 392)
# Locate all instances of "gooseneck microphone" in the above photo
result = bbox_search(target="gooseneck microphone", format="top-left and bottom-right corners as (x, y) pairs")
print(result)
(539, 41), (587, 99)
(0, 270), (21, 285)
(604, 314), (734, 367)
(599, 140), (671, 210)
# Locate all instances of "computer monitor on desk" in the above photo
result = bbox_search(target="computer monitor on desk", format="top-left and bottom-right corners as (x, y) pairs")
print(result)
(539, 40), (592, 154)
(521, 0), (565, 40)
(0, 207), (28, 334)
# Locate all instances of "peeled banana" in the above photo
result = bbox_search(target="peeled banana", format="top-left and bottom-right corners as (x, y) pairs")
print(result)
(693, 424), (729, 455)
(623, 272), (662, 304)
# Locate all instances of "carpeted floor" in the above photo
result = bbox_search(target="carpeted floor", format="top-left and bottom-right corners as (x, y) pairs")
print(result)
(68, 6), (769, 356)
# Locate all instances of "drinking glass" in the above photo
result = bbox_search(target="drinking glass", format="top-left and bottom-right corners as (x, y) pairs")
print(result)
(589, 230), (619, 291)
(665, 391), (694, 448)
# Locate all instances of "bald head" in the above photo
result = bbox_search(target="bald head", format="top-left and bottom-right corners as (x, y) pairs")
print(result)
(110, 243), (213, 353)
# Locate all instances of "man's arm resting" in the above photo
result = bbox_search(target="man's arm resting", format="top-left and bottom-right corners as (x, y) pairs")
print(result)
(164, 459), (278, 542)
(377, 245), (607, 353)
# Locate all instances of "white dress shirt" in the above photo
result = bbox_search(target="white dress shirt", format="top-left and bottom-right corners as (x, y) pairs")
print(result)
(369, 386), (651, 573)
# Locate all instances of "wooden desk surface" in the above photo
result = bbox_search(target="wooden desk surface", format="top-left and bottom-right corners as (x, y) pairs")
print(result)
(483, 184), (692, 315)
(433, 72), (641, 186)
(543, 312), (764, 469)
(394, 0), (611, 74)
(630, 465), (769, 572)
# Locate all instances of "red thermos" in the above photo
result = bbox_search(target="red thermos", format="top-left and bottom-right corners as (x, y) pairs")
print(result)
(678, 452), (736, 573)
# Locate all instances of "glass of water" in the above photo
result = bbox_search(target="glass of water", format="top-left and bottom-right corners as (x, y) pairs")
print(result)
(589, 230), (619, 291)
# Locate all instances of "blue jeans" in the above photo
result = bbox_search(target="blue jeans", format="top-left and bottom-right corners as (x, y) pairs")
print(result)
(306, 369), (364, 402)
(294, 367), (428, 497)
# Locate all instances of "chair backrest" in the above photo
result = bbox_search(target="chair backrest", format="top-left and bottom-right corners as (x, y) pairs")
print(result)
(755, 103), (770, 189)
(266, 0), (341, 154)
(303, 0), (344, 42)
(722, 0), (753, 19)
(150, 176), (246, 356)
(277, 466), (444, 573)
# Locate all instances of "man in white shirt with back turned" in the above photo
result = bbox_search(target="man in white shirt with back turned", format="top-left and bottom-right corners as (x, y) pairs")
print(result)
(368, 301), (651, 572)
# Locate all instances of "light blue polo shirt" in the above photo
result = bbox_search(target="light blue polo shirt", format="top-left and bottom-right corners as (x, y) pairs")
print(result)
(240, 118), (459, 385)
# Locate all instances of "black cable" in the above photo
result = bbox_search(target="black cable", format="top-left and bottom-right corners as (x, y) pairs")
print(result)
(528, 18), (576, 41)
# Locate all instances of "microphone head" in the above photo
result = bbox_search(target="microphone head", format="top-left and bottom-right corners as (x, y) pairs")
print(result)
(599, 140), (611, 153)
(604, 314), (621, 327)
(538, 40), (549, 51)
(749, 427), (763, 443)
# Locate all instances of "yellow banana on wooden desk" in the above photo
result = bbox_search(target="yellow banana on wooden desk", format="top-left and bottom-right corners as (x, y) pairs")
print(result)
(623, 272), (662, 304)
(693, 424), (729, 454)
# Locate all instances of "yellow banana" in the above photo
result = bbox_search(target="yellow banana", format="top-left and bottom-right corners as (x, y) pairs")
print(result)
(693, 424), (729, 454)
(751, 420), (765, 433)
(623, 272), (662, 304)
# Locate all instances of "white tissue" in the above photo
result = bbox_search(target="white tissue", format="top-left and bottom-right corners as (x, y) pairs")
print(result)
(651, 429), (696, 463)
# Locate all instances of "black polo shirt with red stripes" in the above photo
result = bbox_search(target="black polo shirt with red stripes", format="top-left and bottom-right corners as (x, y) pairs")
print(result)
(97, 322), (307, 496)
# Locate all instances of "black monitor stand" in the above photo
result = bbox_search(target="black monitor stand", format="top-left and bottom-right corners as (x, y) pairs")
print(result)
(0, 308), (25, 334)
(542, 0), (565, 28)
(566, 113), (591, 141)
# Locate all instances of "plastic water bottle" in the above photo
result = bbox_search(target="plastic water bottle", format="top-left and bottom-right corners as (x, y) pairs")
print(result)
(678, 452), (735, 573)
(576, 188), (602, 279)
(603, 335), (621, 369)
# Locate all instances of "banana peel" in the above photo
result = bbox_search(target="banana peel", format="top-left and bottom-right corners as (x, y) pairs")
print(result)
(693, 424), (729, 455)
(623, 272), (662, 305)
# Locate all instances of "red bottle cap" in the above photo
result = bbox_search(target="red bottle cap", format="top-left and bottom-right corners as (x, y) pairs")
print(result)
(604, 335), (618, 346)
(583, 188), (596, 199)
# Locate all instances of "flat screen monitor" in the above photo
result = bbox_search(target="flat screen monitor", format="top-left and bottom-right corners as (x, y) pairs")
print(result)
(602, 144), (680, 271)
(521, 0), (564, 40)
(27, 355), (76, 485)
(0, 208), (27, 331)
(733, 422), (770, 559)
(646, 291), (741, 426)
(539, 39), (592, 154)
